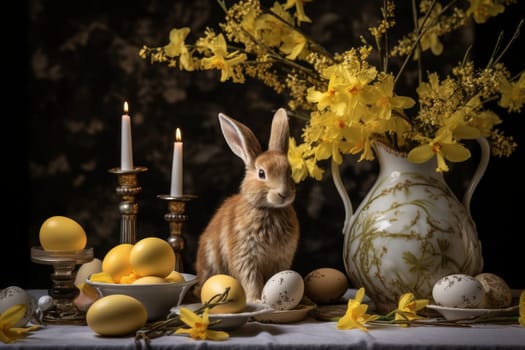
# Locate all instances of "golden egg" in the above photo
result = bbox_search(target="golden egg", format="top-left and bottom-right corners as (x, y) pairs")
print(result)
(101, 243), (134, 283)
(86, 294), (147, 336)
(200, 274), (246, 314)
(132, 276), (167, 284)
(165, 270), (185, 283)
(304, 268), (349, 304)
(129, 237), (175, 278)
(39, 216), (87, 251)
(89, 272), (115, 283)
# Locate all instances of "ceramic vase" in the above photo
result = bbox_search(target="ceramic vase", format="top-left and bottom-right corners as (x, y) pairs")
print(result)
(332, 138), (489, 313)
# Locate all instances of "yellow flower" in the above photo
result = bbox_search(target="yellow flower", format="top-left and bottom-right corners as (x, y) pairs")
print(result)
(0, 304), (40, 344)
(393, 292), (429, 327)
(469, 110), (501, 137)
(362, 74), (415, 121)
(307, 74), (344, 113)
(255, 5), (293, 49)
(416, 72), (456, 103)
(199, 34), (247, 83)
(519, 290), (525, 327)
(498, 71), (525, 113)
(164, 27), (195, 71)
(280, 29), (307, 60)
(174, 307), (229, 341)
(284, 0), (312, 24)
(407, 127), (471, 172)
(467, 0), (505, 24)
(312, 111), (350, 163)
(414, 3), (444, 58)
(336, 288), (379, 332)
(344, 121), (381, 161)
(288, 137), (310, 182)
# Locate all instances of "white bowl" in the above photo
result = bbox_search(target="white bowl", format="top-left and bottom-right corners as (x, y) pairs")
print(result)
(170, 303), (273, 330)
(86, 273), (198, 321)
(252, 303), (316, 323)
(425, 304), (519, 321)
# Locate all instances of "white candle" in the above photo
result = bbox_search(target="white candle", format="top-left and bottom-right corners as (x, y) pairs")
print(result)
(121, 101), (134, 171)
(170, 128), (183, 197)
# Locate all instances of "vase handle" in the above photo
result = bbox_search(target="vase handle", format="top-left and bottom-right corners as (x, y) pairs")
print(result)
(331, 160), (353, 235)
(463, 137), (490, 219)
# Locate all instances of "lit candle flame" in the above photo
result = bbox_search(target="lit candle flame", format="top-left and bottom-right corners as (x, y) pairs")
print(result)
(124, 101), (129, 114)
(176, 128), (182, 142)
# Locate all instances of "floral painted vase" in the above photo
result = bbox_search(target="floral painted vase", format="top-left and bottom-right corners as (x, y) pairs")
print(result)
(332, 138), (489, 313)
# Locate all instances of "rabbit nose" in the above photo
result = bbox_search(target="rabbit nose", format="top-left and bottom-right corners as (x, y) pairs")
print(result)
(278, 191), (290, 199)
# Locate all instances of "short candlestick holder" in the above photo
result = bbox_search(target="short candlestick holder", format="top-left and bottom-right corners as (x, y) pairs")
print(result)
(30, 247), (94, 325)
(157, 194), (197, 273)
(108, 166), (148, 244)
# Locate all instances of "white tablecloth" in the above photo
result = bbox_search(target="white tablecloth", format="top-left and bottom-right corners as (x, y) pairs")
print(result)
(6, 318), (525, 349)
(5, 290), (524, 349)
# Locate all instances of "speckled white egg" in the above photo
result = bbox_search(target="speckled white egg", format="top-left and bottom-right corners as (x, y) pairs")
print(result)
(261, 270), (304, 310)
(0, 286), (37, 327)
(475, 273), (512, 308)
(432, 274), (484, 308)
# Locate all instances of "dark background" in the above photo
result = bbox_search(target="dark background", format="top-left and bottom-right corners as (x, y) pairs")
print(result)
(7, 0), (524, 291)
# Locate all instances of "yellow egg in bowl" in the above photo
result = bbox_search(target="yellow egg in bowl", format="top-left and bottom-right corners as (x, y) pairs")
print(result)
(86, 273), (197, 321)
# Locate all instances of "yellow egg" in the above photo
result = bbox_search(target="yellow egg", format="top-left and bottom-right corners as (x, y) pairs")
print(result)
(39, 216), (87, 251)
(86, 294), (147, 336)
(200, 274), (246, 314)
(129, 237), (175, 278)
(132, 276), (167, 284)
(120, 272), (140, 284)
(101, 244), (134, 283)
(165, 270), (185, 283)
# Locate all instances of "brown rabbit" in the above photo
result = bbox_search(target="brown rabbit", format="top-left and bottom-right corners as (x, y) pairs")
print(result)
(194, 108), (300, 302)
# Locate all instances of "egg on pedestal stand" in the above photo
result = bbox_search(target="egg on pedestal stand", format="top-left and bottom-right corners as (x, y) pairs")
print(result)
(31, 216), (94, 325)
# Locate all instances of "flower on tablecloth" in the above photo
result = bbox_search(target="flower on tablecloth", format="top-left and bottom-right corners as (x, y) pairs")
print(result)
(0, 304), (40, 344)
(336, 287), (379, 331)
(391, 292), (429, 327)
(174, 307), (229, 340)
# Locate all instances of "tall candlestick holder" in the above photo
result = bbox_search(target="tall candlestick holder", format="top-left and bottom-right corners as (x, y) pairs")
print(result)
(157, 194), (197, 272)
(108, 166), (148, 244)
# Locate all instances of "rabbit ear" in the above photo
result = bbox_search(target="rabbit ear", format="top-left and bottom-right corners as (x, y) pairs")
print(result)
(218, 113), (262, 166)
(268, 108), (290, 152)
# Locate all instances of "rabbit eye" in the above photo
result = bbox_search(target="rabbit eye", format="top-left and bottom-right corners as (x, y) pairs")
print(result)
(258, 168), (266, 179)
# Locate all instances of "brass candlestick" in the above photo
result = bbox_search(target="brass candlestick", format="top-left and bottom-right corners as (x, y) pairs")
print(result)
(30, 247), (94, 325)
(108, 166), (148, 244)
(157, 194), (197, 272)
